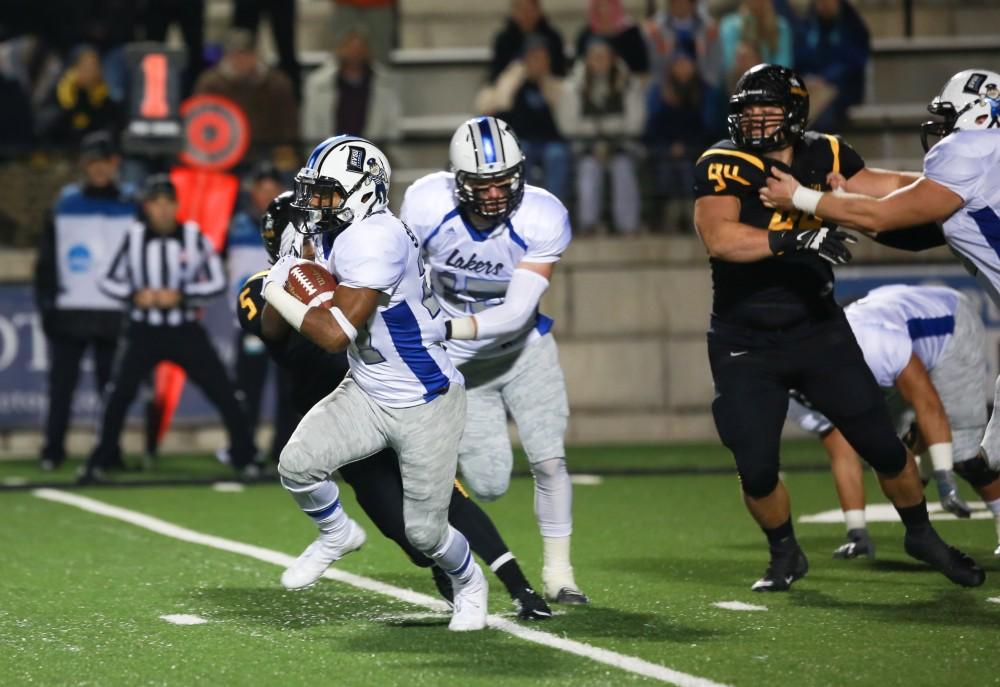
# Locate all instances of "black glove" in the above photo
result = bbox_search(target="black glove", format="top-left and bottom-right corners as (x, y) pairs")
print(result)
(768, 227), (858, 265)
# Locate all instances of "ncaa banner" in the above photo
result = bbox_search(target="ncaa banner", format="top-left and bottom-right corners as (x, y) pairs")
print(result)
(0, 283), (273, 430)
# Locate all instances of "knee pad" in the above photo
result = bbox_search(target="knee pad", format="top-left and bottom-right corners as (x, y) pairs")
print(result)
(405, 520), (446, 555)
(462, 470), (510, 503)
(530, 456), (567, 482)
(954, 454), (1000, 488)
(738, 465), (780, 500)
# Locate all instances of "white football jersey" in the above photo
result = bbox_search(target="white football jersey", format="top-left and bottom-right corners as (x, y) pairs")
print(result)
(923, 129), (1000, 304)
(400, 171), (572, 362)
(845, 285), (961, 387)
(319, 210), (462, 408)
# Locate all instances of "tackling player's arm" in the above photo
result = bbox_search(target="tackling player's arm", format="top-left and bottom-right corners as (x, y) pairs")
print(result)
(761, 168), (964, 233)
(840, 167), (922, 197)
(895, 352), (952, 451)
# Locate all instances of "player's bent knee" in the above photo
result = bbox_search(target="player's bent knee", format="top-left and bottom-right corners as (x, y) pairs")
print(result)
(462, 471), (510, 502)
(404, 520), (447, 554)
(530, 456), (567, 480)
(954, 454), (1000, 488)
(862, 441), (907, 477)
(277, 441), (316, 483)
(737, 466), (780, 500)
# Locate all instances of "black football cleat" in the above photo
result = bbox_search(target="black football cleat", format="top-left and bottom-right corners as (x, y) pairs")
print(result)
(904, 527), (985, 587)
(512, 587), (553, 621)
(832, 528), (876, 560)
(751, 546), (809, 592)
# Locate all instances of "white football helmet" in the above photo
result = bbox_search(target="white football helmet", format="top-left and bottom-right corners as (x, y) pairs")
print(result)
(292, 135), (391, 236)
(922, 68), (1000, 151)
(449, 116), (525, 221)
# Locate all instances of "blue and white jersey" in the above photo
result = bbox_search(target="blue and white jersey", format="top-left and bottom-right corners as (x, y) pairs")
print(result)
(924, 129), (1000, 304)
(400, 171), (572, 362)
(844, 285), (961, 387)
(320, 210), (462, 408)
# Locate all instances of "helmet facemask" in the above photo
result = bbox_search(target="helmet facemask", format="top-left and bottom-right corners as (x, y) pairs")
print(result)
(728, 101), (792, 152)
(727, 65), (809, 153)
(455, 163), (525, 222)
(291, 166), (370, 237)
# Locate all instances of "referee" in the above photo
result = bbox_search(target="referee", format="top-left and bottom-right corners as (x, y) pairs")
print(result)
(79, 175), (258, 483)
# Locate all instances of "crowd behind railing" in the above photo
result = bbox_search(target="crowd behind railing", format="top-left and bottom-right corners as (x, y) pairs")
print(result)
(0, 0), (870, 243)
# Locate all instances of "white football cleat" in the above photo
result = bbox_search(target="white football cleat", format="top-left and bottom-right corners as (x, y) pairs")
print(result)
(281, 520), (366, 590)
(448, 563), (488, 631)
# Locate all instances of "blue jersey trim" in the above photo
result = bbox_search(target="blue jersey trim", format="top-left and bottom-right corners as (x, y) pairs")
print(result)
(425, 207), (462, 248)
(535, 313), (553, 335)
(505, 219), (528, 250)
(477, 117), (497, 164)
(906, 315), (954, 340)
(970, 206), (1000, 259)
(382, 301), (450, 401)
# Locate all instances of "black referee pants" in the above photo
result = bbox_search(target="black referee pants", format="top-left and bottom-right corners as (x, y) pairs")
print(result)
(41, 333), (118, 466)
(87, 322), (256, 471)
(708, 314), (907, 499)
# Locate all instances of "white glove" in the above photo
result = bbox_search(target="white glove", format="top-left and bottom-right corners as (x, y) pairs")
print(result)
(262, 255), (300, 295)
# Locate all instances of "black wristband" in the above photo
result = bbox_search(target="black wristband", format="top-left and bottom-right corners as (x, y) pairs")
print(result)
(444, 320), (453, 340)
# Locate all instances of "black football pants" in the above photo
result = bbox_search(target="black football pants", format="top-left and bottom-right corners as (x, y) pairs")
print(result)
(41, 333), (118, 466)
(708, 314), (907, 499)
(86, 322), (256, 471)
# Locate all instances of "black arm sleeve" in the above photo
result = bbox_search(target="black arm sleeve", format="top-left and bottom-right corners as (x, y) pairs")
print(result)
(838, 136), (866, 180)
(868, 223), (947, 252)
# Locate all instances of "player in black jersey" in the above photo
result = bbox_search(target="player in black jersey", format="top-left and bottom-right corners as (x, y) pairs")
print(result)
(239, 193), (552, 620)
(693, 64), (983, 591)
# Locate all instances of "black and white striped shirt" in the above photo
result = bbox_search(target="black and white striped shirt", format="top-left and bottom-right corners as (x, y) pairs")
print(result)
(100, 220), (226, 326)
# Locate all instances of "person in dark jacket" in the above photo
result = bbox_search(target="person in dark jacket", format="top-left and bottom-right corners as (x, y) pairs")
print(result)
(490, 0), (567, 80)
(575, 0), (649, 76)
(34, 131), (134, 471)
(794, 0), (870, 132)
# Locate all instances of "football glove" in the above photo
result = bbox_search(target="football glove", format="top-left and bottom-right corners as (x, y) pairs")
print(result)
(768, 227), (857, 265)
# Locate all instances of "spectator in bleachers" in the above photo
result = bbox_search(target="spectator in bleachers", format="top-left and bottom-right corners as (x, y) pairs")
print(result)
(794, 0), (870, 132)
(0, 62), (35, 154)
(328, 0), (397, 67)
(0, 37), (64, 114)
(142, 0), (205, 94)
(643, 0), (720, 89)
(233, 0), (302, 101)
(575, 0), (649, 77)
(194, 29), (299, 151)
(34, 131), (134, 472)
(301, 28), (400, 147)
(475, 35), (570, 202)
(490, 0), (567, 81)
(644, 48), (706, 232)
(719, 0), (793, 89)
(557, 37), (644, 235)
(37, 45), (122, 145)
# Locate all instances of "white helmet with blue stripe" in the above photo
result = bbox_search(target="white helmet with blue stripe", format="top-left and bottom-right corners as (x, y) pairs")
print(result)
(292, 135), (391, 236)
(921, 68), (1000, 151)
(449, 116), (525, 221)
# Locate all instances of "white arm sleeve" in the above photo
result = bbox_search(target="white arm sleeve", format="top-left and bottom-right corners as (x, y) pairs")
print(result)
(450, 268), (550, 340)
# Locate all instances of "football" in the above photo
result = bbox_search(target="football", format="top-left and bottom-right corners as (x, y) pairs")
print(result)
(285, 261), (337, 308)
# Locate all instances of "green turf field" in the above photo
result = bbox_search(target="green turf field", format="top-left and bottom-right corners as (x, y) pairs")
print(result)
(2, 443), (999, 686)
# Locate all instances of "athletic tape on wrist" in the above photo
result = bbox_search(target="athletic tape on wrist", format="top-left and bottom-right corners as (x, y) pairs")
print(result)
(928, 442), (954, 472)
(329, 306), (358, 343)
(792, 186), (823, 216)
(447, 317), (477, 340)
(262, 281), (308, 331)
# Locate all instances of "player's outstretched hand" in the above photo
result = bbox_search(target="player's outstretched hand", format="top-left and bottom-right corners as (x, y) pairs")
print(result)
(760, 168), (800, 211)
(768, 227), (858, 265)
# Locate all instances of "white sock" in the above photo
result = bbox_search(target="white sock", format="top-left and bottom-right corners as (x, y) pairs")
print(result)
(844, 509), (867, 532)
(543, 535), (573, 579)
(281, 477), (350, 540)
(532, 457), (573, 538)
(433, 526), (475, 585)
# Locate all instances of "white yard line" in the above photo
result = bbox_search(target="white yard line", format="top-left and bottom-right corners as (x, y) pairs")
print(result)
(160, 614), (209, 625)
(35, 488), (728, 687)
(712, 602), (767, 612)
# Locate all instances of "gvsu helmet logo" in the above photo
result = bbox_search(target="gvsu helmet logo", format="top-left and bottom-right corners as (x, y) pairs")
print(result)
(347, 145), (366, 172)
(67, 244), (92, 273)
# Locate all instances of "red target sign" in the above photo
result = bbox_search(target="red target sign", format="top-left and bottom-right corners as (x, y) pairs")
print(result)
(179, 94), (250, 171)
